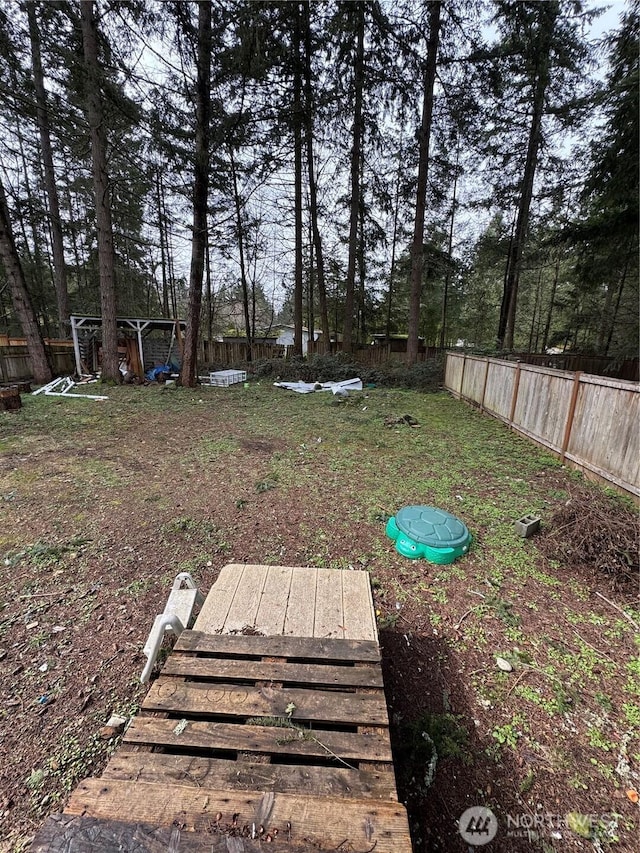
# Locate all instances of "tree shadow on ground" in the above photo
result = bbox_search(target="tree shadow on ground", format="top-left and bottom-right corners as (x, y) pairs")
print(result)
(381, 629), (545, 853)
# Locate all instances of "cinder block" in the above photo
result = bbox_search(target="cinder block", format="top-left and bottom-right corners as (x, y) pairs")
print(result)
(514, 514), (541, 538)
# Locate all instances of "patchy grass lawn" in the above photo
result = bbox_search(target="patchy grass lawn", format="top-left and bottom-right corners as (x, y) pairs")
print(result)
(0, 382), (638, 852)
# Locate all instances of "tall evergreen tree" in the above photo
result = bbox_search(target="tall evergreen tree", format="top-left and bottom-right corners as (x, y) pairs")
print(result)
(181, 1), (212, 387)
(498, 1), (559, 350)
(292, 2), (304, 357)
(80, 0), (119, 381)
(0, 174), (52, 383)
(573, 2), (639, 357)
(303, 1), (331, 350)
(485, 0), (593, 350)
(406, 1), (442, 365)
(342, 1), (365, 354)
(26, 1), (70, 338)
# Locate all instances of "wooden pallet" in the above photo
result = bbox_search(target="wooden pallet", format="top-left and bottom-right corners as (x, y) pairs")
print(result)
(193, 564), (378, 640)
(30, 567), (413, 852)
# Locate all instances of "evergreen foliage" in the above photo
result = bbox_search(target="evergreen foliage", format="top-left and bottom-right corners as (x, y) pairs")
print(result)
(0, 1), (635, 366)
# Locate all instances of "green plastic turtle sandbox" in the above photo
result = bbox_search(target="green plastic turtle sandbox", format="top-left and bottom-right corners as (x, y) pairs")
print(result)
(386, 505), (472, 565)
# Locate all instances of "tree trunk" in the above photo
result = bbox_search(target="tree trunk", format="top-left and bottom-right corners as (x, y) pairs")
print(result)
(604, 246), (631, 355)
(342, 2), (365, 354)
(292, 3), (304, 357)
(229, 147), (252, 360)
(385, 132), (404, 340)
(406, 2), (441, 366)
(500, 2), (559, 351)
(440, 143), (459, 350)
(155, 168), (170, 318)
(28, 3), (70, 338)
(357, 185), (367, 342)
(205, 228), (213, 349)
(528, 268), (543, 351)
(303, 2), (330, 350)
(307, 213), (315, 347)
(181, 1), (212, 386)
(80, 0), (119, 382)
(62, 171), (84, 301)
(166, 202), (178, 319)
(11, 99), (48, 330)
(0, 176), (52, 384)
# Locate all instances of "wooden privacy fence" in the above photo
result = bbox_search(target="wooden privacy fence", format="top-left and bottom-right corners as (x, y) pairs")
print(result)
(0, 344), (74, 383)
(445, 352), (640, 498)
(203, 339), (287, 364)
(307, 341), (445, 365)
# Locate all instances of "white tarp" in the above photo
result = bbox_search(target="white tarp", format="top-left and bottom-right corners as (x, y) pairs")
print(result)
(273, 378), (363, 395)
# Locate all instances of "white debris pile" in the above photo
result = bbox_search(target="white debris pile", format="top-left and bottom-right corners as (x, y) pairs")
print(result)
(32, 376), (108, 401)
(273, 378), (363, 395)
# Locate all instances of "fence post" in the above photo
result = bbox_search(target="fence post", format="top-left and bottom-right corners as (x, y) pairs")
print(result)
(480, 358), (490, 411)
(561, 371), (582, 462)
(508, 362), (522, 428)
(0, 350), (5, 383)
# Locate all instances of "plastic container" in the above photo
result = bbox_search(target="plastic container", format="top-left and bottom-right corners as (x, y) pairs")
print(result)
(209, 370), (247, 387)
(386, 505), (472, 565)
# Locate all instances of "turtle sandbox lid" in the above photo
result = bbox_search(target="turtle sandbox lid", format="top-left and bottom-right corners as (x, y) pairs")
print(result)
(386, 505), (471, 564)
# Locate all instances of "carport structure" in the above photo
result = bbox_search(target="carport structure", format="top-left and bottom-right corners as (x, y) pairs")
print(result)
(70, 315), (185, 379)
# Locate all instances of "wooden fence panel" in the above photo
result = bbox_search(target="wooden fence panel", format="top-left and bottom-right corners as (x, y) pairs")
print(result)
(482, 360), (516, 422)
(513, 365), (574, 454)
(444, 352), (639, 498)
(460, 356), (487, 402)
(0, 348), (30, 381)
(567, 375), (640, 494)
(511, 352), (639, 382)
(0, 345), (76, 382)
(445, 352), (464, 395)
(204, 341), (287, 364)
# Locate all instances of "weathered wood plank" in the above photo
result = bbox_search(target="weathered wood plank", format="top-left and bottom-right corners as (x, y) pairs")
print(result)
(283, 566), (317, 637)
(223, 564), (269, 632)
(341, 571), (377, 642)
(123, 717), (393, 763)
(254, 565), (293, 635)
(192, 564), (245, 634)
(101, 752), (397, 800)
(163, 655), (383, 688)
(313, 569), (344, 638)
(142, 679), (389, 726)
(30, 813), (311, 852)
(65, 779), (413, 853)
(175, 631), (381, 663)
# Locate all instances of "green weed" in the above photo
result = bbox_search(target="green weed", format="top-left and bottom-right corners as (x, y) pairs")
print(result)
(25, 769), (45, 791)
(587, 727), (615, 752)
(622, 703), (640, 727)
(430, 587), (448, 605)
(492, 713), (528, 750)
(625, 659), (640, 695)
(395, 712), (470, 793)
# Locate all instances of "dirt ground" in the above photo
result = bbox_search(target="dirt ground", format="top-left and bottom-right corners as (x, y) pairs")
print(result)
(0, 383), (638, 852)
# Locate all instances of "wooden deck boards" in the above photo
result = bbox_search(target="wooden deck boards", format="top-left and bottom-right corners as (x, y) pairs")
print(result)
(64, 779), (412, 851)
(102, 752), (397, 799)
(194, 563), (378, 640)
(29, 565), (412, 852)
